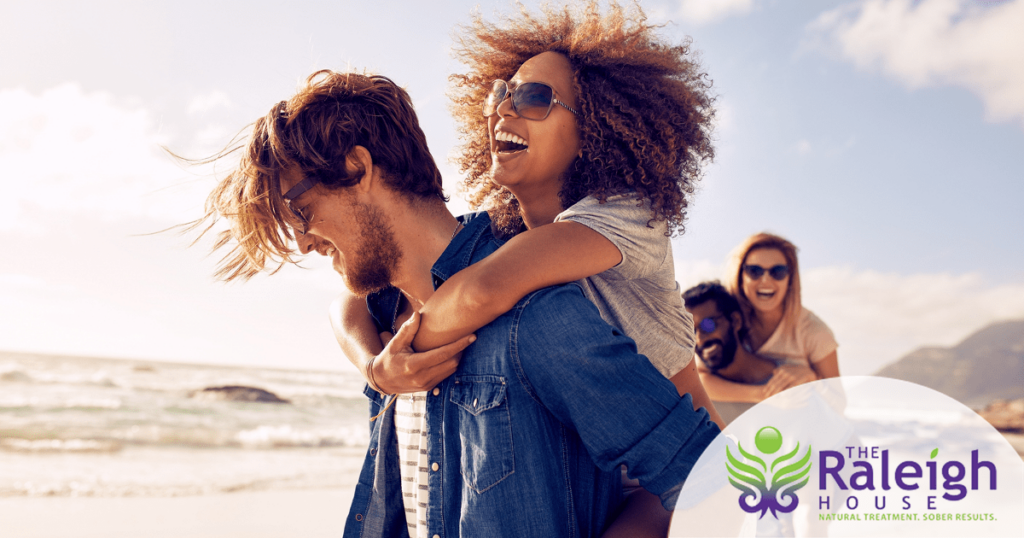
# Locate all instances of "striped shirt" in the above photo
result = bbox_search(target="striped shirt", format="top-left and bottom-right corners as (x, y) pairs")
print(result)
(394, 392), (429, 537)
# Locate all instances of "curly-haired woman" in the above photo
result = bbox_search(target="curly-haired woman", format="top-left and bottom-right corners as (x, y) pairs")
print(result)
(340, 1), (718, 398)
(333, 4), (721, 534)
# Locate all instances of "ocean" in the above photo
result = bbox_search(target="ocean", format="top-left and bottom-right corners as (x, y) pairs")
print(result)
(0, 351), (370, 497)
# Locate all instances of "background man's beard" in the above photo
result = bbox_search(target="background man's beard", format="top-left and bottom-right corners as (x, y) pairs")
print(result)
(698, 334), (738, 372)
(346, 201), (402, 297)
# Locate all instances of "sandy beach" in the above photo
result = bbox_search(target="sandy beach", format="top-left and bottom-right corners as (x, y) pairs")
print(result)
(4, 433), (1021, 538)
(0, 486), (357, 538)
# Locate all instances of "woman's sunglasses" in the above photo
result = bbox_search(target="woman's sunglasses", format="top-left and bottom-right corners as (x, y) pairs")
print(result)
(742, 264), (790, 281)
(482, 79), (581, 121)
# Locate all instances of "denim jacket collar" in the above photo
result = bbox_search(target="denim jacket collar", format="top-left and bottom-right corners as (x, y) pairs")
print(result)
(430, 212), (492, 287)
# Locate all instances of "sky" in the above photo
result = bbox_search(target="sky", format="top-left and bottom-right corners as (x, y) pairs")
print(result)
(1, 0), (1022, 376)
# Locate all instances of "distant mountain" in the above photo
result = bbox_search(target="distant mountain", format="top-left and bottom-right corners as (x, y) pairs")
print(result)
(873, 319), (1024, 408)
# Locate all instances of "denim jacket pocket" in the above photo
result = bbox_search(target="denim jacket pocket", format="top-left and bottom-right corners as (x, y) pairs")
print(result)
(450, 375), (514, 493)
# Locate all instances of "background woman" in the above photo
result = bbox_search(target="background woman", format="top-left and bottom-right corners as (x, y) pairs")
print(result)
(703, 232), (840, 401)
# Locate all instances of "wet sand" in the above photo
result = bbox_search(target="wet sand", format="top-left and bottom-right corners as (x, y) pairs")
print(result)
(0, 487), (356, 538)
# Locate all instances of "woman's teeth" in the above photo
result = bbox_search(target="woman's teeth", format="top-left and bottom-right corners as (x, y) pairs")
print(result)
(756, 289), (775, 299)
(494, 131), (528, 153)
(495, 131), (528, 146)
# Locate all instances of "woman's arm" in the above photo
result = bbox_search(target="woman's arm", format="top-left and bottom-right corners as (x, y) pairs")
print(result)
(761, 351), (839, 398)
(329, 292), (474, 394)
(412, 221), (621, 351)
(329, 292), (385, 375)
(810, 351), (840, 379)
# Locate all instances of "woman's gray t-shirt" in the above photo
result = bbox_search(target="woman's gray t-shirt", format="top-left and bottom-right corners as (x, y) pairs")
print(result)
(554, 194), (695, 377)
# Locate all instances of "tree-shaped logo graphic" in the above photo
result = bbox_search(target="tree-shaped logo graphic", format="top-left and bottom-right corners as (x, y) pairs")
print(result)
(725, 426), (813, 519)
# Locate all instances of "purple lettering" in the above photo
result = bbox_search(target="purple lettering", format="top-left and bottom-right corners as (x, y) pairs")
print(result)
(820, 451), (847, 490)
(895, 461), (921, 490)
(942, 461), (967, 501)
(971, 450), (996, 491)
(850, 461), (875, 490)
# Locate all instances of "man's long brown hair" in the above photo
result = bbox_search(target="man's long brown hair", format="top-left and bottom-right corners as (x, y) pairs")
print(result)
(449, 1), (716, 235)
(193, 70), (445, 281)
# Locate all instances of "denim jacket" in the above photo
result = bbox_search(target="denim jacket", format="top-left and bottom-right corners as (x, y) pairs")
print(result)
(344, 212), (720, 538)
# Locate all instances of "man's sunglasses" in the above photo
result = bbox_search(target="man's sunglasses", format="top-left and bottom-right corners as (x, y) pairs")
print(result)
(282, 176), (318, 235)
(742, 264), (790, 281)
(697, 315), (726, 334)
(482, 80), (581, 121)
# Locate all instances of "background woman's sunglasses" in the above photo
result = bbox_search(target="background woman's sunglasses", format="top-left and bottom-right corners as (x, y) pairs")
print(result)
(742, 264), (790, 281)
(482, 79), (581, 120)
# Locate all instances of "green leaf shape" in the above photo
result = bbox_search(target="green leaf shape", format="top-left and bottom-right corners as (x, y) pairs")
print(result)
(771, 444), (813, 493)
(770, 442), (801, 473)
(726, 444), (766, 488)
(728, 476), (760, 500)
(930, 448), (938, 459)
(737, 441), (767, 472)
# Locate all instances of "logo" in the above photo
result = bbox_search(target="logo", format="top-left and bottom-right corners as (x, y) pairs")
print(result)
(726, 425), (813, 519)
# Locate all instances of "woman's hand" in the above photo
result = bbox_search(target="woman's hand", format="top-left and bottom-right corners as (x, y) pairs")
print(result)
(761, 363), (818, 399)
(370, 311), (476, 394)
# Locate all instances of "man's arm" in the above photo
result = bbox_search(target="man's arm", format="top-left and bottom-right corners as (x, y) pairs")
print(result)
(696, 362), (769, 403)
(511, 285), (721, 509)
(670, 361), (725, 429)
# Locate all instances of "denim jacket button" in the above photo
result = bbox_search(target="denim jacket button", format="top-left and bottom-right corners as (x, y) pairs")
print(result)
(370, 448), (377, 456)
(432, 388), (440, 396)
(431, 462), (439, 471)
(355, 513), (363, 521)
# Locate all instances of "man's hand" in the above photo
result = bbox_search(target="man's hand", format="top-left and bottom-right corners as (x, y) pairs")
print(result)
(761, 363), (819, 399)
(371, 311), (475, 394)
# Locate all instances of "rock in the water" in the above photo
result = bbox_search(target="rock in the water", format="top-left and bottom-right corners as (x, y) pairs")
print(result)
(978, 398), (1024, 433)
(190, 385), (290, 404)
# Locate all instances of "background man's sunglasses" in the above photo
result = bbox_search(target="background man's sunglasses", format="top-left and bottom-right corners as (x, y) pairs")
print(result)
(742, 264), (790, 281)
(482, 80), (581, 120)
(697, 315), (726, 334)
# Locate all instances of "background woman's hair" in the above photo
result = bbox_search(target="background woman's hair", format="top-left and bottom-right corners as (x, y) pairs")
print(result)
(449, 0), (716, 235)
(724, 232), (803, 330)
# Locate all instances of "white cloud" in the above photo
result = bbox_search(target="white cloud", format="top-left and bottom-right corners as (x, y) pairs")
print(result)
(187, 90), (233, 115)
(676, 259), (727, 290)
(807, 0), (1024, 127)
(795, 139), (812, 155)
(803, 267), (1024, 374)
(0, 84), (220, 230)
(675, 260), (1024, 376)
(677, 0), (756, 25)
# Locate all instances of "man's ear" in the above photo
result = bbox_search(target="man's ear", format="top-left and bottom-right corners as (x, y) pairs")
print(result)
(730, 310), (744, 331)
(348, 145), (375, 194)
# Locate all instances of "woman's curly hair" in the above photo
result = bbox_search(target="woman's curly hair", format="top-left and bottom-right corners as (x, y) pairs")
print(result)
(450, 1), (716, 236)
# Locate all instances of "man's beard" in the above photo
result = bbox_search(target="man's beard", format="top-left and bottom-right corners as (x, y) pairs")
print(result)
(345, 201), (402, 297)
(696, 332), (738, 372)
